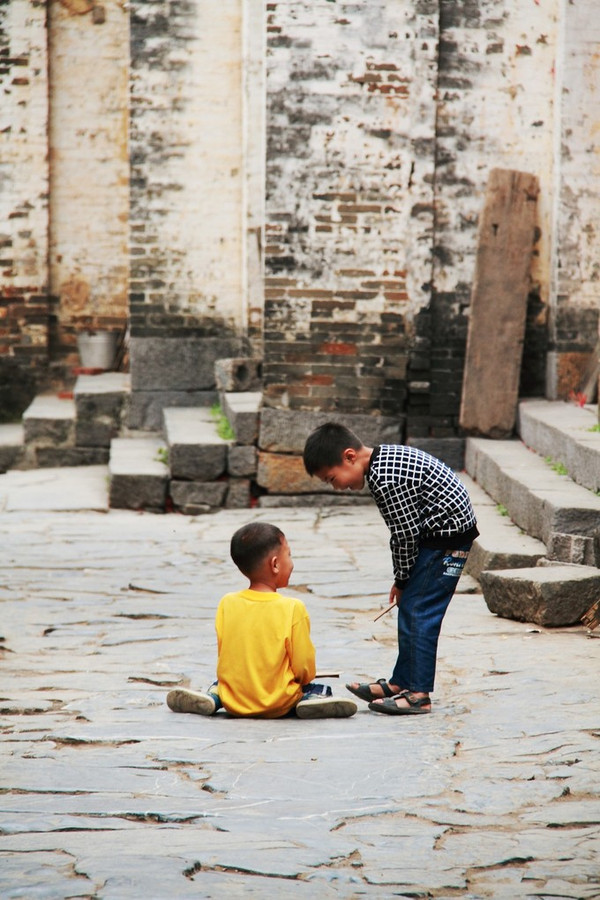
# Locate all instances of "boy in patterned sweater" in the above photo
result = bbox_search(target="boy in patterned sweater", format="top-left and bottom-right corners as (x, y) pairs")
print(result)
(303, 423), (479, 716)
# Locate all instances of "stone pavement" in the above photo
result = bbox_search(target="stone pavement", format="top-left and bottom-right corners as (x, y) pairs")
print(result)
(1, 469), (599, 899)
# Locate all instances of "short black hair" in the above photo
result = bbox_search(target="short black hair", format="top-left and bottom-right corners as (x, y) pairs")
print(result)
(230, 522), (285, 577)
(303, 422), (363, 476)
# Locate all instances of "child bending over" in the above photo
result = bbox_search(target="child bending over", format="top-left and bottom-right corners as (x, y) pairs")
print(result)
(166, 522), (357, 720)
(303, 423), (478, 716)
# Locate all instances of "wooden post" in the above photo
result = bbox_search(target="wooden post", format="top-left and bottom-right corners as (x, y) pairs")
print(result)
(460, 169), (539, 438)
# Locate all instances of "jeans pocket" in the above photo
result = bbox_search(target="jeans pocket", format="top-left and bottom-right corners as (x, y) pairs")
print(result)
(441, 548), (469, 578)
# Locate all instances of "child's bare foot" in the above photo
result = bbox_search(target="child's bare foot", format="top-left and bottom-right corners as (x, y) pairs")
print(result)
(368, 691), (431, 715)
(346, 678), (404, 702)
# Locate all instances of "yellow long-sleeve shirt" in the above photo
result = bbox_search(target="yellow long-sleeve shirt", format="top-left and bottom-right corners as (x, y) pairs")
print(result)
(215, 588), (316, 718)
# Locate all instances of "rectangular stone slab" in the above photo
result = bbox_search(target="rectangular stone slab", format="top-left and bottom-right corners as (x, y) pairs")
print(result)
(480, 564), (600, 626)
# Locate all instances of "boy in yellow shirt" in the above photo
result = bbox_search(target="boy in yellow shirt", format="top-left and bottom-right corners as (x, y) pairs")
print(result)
(166, 522), (357, 720)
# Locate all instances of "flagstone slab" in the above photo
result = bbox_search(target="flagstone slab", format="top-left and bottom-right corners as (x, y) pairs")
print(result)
(0, 466), (109, 512)
(480, 564), (600, 626)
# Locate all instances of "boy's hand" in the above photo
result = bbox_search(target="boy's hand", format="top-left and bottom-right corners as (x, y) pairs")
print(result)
(389, 584), (402, 607)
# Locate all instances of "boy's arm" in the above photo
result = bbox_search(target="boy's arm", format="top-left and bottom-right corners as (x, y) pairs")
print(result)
(289, 610), (317, 685)
(372, 481), (421, 587)
(389, 531), (419, 589)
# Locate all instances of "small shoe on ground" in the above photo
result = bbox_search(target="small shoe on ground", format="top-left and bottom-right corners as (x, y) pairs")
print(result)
(346, 678), (402, 703)
(166, 689), (217, 716)
(368, 691), (431, 716)
(296, 696), (357, 719)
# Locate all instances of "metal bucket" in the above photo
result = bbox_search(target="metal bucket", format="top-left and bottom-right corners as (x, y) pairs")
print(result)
(77, 332), (117, 371)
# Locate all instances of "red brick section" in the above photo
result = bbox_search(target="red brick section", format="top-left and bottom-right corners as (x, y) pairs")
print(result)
(320, 343), (356, 356)
(0, 287), (49, 372)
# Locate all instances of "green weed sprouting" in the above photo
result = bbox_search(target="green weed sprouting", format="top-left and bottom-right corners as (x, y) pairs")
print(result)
(544, 456), (568, 476)
(496, 503), (509, 517)
(155, 447), (169, 465)
(210, 403), (235, 441)
(587, 423), (600, 433)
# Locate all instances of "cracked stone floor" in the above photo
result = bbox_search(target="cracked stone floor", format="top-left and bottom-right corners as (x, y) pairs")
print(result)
(0, 498), (599, 899)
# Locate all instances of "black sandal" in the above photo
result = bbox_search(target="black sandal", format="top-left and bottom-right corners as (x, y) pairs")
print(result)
(346, 678), (401, 703)
(368, 691), (431, 715)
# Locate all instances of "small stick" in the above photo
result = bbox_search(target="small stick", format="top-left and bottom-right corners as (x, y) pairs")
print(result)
(373, 605), (395, 622)
(315, 671), (340, 678)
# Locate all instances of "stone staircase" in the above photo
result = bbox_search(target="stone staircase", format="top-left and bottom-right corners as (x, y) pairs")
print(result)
(463, 398), (600, 627)
(0, 367), (262, 515)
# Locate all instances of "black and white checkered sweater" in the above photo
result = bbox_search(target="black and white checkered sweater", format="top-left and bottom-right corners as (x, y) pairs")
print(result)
(367, 444), (479, 589)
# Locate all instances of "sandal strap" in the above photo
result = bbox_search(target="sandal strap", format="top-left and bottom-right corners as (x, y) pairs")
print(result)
(376, 678), (395, 697)
(404, 692), (430, 707)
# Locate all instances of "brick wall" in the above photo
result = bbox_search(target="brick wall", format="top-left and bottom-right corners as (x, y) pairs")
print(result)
(263, 0), (439, 422)
(0, 0), (49, 416)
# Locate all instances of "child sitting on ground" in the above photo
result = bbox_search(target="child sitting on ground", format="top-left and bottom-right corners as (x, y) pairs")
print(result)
(166, 521), (357, 720)
(303, 423), (478, 716)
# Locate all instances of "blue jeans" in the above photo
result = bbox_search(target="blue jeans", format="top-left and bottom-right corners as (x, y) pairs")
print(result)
(208, 682), (331, 716)
(390, 543), (472, 694)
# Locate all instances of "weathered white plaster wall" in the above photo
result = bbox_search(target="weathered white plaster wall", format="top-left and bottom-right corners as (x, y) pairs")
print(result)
(553, 1), (600, 310)
(48, 0), (129, 341)
(130, 0), (247, 329)
(242, 0), (266, 347)
(433, 0), (560, 307)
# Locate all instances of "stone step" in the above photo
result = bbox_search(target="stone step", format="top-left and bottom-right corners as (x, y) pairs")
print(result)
(108, 435), (169, 512)
(21, 393), (97, 467)
(23, 394), (75, 447)
(480, 563), (600, 627)
(163, 406), (231, 481)
(0, 424), (25, 472)
(219, 391), (261, 445)
(465, 437), (600, 566)
(74, 372), (130, 449)
(517, 398), (600, 493)
(459, 474), (547, 580)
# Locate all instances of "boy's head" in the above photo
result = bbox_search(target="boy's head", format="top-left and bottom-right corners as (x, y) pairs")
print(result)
(303, 422), (367, 492)
(230, 522), (292, 586)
